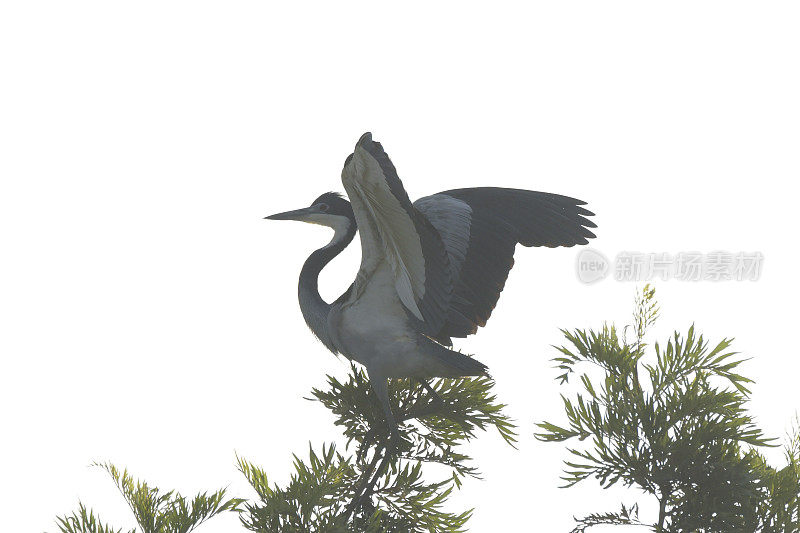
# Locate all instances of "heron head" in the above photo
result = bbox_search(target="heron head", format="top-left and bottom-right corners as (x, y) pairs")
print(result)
(265, 192), (355, 231)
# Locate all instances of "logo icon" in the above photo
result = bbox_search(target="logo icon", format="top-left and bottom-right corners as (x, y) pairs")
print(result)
(576, 248), (609, 284)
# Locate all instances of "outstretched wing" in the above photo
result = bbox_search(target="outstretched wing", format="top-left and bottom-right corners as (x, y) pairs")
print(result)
(341, 133), (452, 336)
(414, 187), (596, 343)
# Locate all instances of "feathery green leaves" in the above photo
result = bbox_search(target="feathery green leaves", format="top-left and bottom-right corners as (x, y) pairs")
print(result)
(237, 366), (515, 532)
(52, 282), (799, 531)
(53, 463), (243, 533)
(56, 503), (133, 533)
(536, 284), (798, 532)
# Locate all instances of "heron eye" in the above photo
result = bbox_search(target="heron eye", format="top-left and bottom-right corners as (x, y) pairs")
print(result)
(319, 203), (329, 212)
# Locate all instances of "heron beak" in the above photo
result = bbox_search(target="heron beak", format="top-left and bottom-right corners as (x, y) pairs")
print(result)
(264, 206), (315, 221)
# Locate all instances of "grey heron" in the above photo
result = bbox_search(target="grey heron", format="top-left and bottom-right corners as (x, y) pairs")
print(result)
(266, 132), (596, 433)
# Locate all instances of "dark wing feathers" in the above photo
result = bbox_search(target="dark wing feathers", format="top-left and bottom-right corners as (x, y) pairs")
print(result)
(343, 132), (596, 343)
(415, 187), (596, 342)
(449, 187), (597, 247)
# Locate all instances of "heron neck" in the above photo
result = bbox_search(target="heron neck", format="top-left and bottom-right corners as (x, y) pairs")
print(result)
(298, 220), (355, 352)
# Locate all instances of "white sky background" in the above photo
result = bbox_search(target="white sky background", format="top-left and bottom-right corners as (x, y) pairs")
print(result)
(1, 2), (799, 531)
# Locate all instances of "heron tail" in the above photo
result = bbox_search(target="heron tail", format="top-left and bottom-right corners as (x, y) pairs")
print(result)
(419, 336), (488, 377)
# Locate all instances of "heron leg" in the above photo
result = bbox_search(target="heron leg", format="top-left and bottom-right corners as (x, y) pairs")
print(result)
(369, 376), (397, 435)
(356, 377), (393, 463)
(356, 426), (378, 463)
(345, 374), (400, 519)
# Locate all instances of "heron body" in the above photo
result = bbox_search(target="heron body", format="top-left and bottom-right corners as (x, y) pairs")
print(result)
(267, 133), (596, 427)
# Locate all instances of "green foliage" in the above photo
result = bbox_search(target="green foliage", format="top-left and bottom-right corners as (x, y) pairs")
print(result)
(750, 417), (800, 531)
(571, 503), (645, 533)
(237, 365), (516, 532)
(57, 503), (132, 533)
(53, 283), (799, 531)
(536, 284), (799, 532)
(54, 463), (244, 533)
